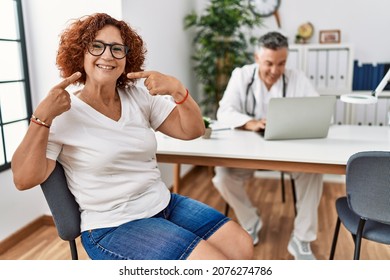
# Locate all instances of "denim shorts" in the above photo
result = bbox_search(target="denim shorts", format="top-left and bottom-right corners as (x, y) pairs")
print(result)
(81, 193), (230, 260)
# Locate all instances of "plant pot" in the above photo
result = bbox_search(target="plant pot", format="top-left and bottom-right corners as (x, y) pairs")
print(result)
(202, 128), (212, 139)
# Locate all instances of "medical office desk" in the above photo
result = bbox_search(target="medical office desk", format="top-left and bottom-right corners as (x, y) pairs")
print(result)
(155, 125), (390, 193)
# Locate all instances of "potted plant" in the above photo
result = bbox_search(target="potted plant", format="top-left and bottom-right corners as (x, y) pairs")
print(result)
(202, 116), (212, 139)
(184, 0), (263, 117)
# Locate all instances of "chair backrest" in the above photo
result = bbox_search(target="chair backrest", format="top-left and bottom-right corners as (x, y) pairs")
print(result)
(346, 151), (390, 225)
(40, 161), (81, 241)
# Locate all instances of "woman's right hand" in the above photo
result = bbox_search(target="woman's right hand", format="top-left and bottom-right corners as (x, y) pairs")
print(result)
(33, 72), (81, 124)
(12, 72), (81, 190)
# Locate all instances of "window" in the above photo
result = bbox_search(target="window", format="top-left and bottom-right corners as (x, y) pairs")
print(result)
(0, 0), (32, 171)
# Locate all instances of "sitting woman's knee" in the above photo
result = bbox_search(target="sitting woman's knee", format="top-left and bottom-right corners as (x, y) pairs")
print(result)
(235, 227), (254, 259)
(208, 221), (254, 260)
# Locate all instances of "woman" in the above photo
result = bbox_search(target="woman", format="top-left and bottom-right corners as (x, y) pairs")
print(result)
(11, 13), (253, 260)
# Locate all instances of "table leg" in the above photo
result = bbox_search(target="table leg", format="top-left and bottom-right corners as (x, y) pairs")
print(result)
(173, 163), (181, 193)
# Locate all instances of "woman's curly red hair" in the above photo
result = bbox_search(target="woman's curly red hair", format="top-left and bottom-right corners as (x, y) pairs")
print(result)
(56, 13), (146, 88)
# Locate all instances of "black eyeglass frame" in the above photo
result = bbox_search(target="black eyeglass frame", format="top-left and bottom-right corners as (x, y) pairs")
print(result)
(87, 40), (129, 59)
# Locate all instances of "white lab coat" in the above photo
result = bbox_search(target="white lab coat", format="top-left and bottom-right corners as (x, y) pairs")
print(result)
(216, 63), (319, 128)
(212, 63), (323, 243)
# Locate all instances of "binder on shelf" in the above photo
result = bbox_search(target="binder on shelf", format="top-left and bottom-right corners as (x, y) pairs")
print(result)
(286, 49), (300, 70)
(375, 98), (389, 126)
(370, 64), (382, 90)
(316, 50), (327, 89)
(336, 49), (349, 90)
(334, 99), (345, 125)
(352, 60), (365, 90)
(352, 60), (360, 90)
(365, 103), (376, 126)
(306, 50), (318, 87)
(384, 63), (390, 90)
(327, 50), (338, 89)
(353, 104), (366, 125)
(376, 63), (385, 90)
(362, 63), (372, 90)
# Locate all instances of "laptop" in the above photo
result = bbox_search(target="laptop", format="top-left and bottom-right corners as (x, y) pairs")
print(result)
(263, 96), (336, 140)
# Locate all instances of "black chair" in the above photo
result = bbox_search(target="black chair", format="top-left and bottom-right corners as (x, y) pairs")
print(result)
(224, 171), (297, 216)
(40, 161), (81, 260)
(329, 151), (390, 260)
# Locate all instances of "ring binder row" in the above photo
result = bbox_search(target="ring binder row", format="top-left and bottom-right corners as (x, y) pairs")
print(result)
(306, 48), (351, 91)
(352, 61), (390, 91)
(287, 44), (354, 94)
(350, 98), (390, 127)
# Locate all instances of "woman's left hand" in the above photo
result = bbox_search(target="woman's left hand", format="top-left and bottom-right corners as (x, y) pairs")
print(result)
(127, 70), (205, 140)
(127, 71), (186, 102)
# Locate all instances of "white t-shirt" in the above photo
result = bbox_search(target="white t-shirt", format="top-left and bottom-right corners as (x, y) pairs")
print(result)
(46, 86), (175, 232)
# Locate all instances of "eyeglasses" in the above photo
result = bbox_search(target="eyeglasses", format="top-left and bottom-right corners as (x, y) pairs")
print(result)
(87, 40), (129, 59)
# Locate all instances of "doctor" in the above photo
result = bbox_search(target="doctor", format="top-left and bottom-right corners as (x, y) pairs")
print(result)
(212, 32), (323, 260)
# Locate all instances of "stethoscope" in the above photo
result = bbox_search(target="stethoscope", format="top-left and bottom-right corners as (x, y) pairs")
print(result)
(245, 68), (286, 117)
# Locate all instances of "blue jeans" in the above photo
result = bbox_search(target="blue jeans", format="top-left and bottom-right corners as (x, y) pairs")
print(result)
(81, 193), (230, 260)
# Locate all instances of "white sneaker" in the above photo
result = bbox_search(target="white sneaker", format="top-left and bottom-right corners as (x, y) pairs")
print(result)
(247, 218), (262, 245)
(287, 235), (316, 260)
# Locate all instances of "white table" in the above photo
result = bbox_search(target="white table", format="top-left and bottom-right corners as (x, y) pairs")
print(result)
(156, 125), (390, 192)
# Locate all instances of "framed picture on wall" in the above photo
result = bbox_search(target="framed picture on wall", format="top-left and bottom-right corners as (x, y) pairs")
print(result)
(319, 30), (341, 44)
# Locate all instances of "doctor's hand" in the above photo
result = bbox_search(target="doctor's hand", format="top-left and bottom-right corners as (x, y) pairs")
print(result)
(243, 119), (267, 132)
(33, 72), (81, 125)
(127, 71), (187, 102)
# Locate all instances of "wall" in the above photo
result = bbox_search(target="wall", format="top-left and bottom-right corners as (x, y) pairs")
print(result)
(122, 0), (196, 92)
(193, 0), (390, 63)
(1, 0), (389, 243)
(255, 0), (390, 64)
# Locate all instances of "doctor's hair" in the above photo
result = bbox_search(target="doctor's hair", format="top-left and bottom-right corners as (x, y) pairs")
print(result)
(256, 32), (288, 52)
